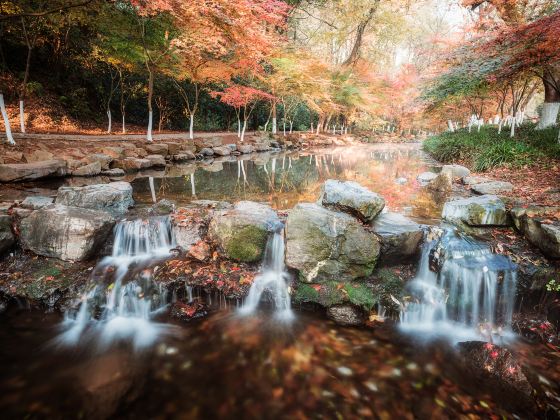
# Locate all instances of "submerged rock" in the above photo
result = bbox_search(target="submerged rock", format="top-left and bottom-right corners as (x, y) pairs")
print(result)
(326, 304), (364, 326)
(285, 203), (380, 283)
(0, 159), (68, 182)
(457, 341), (534, 411)
(0, 215), (15, 256)
(19, 205), (114, 261)
(442, 195), (508, 226)
(55, 181), (134, 215)
(372, 212), (423, 265)
(209, 201), (279, 262)
(511, 206), (560, 259)
(319, 179), (385, 223)
(471, 181), (513, 195)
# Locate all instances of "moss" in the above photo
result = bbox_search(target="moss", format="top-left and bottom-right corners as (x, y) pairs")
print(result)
(224, 225), (268, 262)
(371, 268), (405, 312)
(293, 283), (320, 303)
(293, 281), (345, 307)
(344, 283), (376, 311)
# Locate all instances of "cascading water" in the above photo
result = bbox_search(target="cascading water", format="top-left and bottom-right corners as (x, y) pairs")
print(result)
(400, 228), (517, 342)
(55, 216), (176, 350)
(239, 222), (294, 321)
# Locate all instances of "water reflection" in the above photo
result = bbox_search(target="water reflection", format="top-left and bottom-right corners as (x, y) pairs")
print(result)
(131, 144), (443, 221)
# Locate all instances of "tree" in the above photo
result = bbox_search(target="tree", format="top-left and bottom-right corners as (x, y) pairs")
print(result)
(211, 85), (274, 142)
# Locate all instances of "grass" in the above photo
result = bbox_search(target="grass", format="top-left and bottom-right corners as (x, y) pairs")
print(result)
(423, 123), (560, 171)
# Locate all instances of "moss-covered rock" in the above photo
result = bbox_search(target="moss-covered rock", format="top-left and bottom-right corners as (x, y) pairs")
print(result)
(370, 268), (405, 312)
(442, 195), (508, 227)
(208, 201), (279, 262)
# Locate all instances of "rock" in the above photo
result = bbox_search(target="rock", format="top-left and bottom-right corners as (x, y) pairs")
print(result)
(188, 240), (211, 261)
(85, 153), (113, 170)
(212, 146), (231, 156)
(326, 304), (364, 326)
(20, 196), (54, 210)
(101, 168), (125, 177)
(511, 206), (560, 259)
(395, 177), (407, 185)
(372, 212), (423, 264)
(146, 144), (168, 156)
(5, 151), (23, 162)
(238, 145), (254, 154)
(253, 142), (270, 152)
(66, 159), (83, 170)
(201, 137), (222, 148)
(462, 175), (491, 185)
(101, 147), (124, 159)
(19, 205), (115, 261)
(24, 150), (54, 162)
(72, 161), (102, 177)
(427, 171), (452, 192)
(55, 181), (134, 215)
(135, 148), (148, 158)
(225, 143), (237, 151)
(199, 147), (214, 156)
(209, 201), (279, 262)
(112, 157), (152, 171)
(441, 164), (470, 179)
(443, 195), (508, 226)
(173, 214), (205, 250)
(0, 160), (68, 182)
(172, 152), (196, 162)
(146, 154), (166, 167)
(165, 142), (182, 155)
(285, 203), (380, 283)
(12, 207), (32, 218)
(170, 301), (208, 322)
(151, 199), (176, 215)
(417, 172), (438, 185)
(319, 179), (385, 223)
(123, 148), (138, 158)
(0, 215), (14, 256)
(471, 181), (514, 195)
(457, 341), (534, 411)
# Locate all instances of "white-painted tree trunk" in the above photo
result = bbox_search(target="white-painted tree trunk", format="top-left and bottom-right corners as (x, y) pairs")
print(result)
(19, 100), (25, 133)
(510, 118), (516, 137)
(0, 94), (15, 145)
(289, 121), (293, 134)
(190, 173), (196, 196)
(536, 102), (560, 129)
(189, 113), (194, 140)
(147, 111), (153, 142)
(264, 120), (269, 132)
(283, 120), (286, 136)
(241, 120), (247, 142)
(447, 120), (455, 132)
(498, 119), (503, 134)
(468, 121), (472, 133)
(122, 114), (126, 134)
(149, 177), (156, 203)
(316, 123), (320, 134)
(237, 117), (241, 138)
(107, 109), (112, 133)
(272, 117), (277, 135)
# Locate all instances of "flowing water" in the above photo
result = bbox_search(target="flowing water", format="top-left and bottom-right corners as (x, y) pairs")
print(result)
(401, 228), (518, 342)
(239, 222), (293, 321)
(56, 217), (176, 351)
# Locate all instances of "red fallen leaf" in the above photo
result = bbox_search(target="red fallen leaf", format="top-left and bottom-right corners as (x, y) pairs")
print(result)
(311, 285), (321, 292)
(231, 266), (241, 271)
(45, 276), (55, 281)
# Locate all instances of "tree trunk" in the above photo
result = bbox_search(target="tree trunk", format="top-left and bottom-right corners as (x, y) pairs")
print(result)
(237, 116), (241, 138)
(241, 119), (247, 142)
(107, 109), (112, 133)
(536, 73), (560, 129)
(122, 113), (126, 134)
(19, 25), (33, 134)
(0, 94), (15, 145)
(510, 117), (516, 137)
(189, 112), (194, 140)
(146, 66), (154, 142)
(272, 101), (277, 135)
(149, 176), (156, 203)
(290, 121), (293, 134)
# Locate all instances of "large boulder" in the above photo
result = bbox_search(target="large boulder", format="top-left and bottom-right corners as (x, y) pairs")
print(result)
(471, 181), (513, 195)
(85, 154), (112, 170)
(0, 215), (15, 256)
(238, 145), (254, 154)
(511, 206), (560, 259)
(20, 196), (54, 210)
(285, 203), (380, 283)
(0, 160), (68, 182)
(372, 212), (423, 264)
(319, 179), (385, 223)
(112, 157), (152, 171)
(24, 150), (54, 163)
(101, 147), (124, 159)
(55, 182), (134, 215)
(208, 201), (279, 262)
(427, 171), (452, 192)
(442, 195), (508, 226)
(72, 161), (102, 177)
(19, 205), (115, 261)
(212, 146), (231, 156)
(145, 144), (168, 156)
(145, 154), (166, 167)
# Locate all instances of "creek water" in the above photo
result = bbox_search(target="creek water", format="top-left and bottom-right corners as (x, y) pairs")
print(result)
(0, 144), (557, 418)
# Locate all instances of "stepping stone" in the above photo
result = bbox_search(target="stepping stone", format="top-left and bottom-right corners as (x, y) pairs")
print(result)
(417, 172), (437, 185)
(0, 160), (68, 182)
(471, 181), (513, 195)
(442, 195), (508, 226)
(441, 164), (470, 179)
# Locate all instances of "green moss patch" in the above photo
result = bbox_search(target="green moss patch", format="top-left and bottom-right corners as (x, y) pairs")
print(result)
(224, 225), (268, 262)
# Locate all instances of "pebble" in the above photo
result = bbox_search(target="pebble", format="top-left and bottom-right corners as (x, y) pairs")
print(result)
(336, 366), (353, 376)
(364, 381), (378, 392)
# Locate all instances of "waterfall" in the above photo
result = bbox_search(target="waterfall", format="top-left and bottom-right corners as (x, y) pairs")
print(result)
(55, 216), (176, 351)
(400, 229), (517, 342)
(239, 223), (293, 321)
